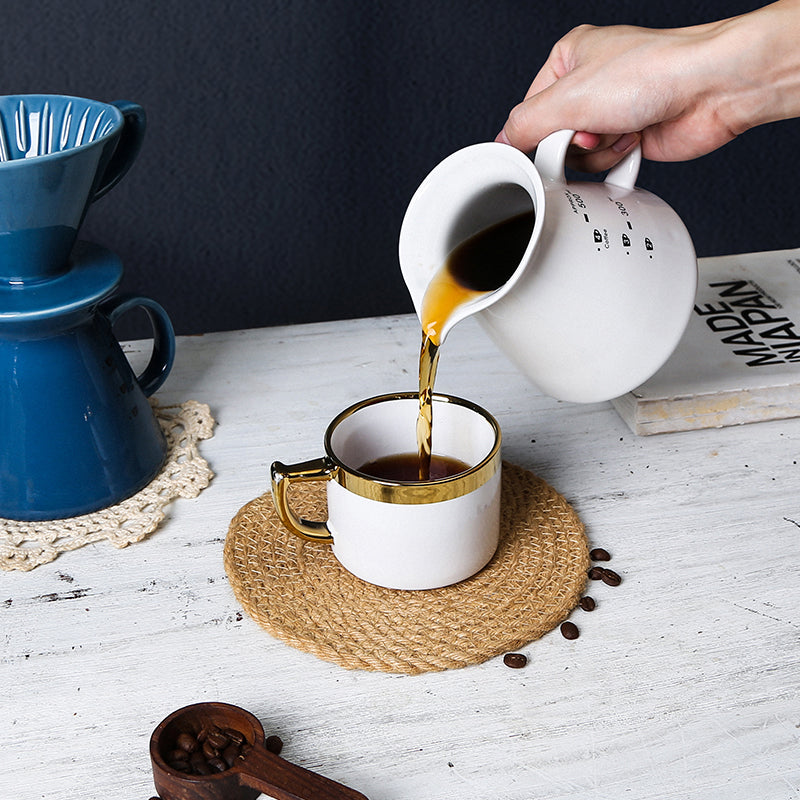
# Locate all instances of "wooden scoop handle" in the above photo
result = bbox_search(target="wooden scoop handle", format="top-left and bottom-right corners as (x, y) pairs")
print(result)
(238, 743), (369, 800)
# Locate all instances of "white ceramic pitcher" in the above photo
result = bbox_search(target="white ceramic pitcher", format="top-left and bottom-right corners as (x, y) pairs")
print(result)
(399, 130), (698, 403)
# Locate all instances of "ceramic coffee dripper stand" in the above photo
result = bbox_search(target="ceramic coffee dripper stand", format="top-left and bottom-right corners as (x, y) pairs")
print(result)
(400, 130), (698, 403)
(150, 702), (369, 800)
(0, 94), (176, 521)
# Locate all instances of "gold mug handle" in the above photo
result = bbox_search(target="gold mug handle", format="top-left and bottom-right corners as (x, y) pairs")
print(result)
(270, 458), (338, 542)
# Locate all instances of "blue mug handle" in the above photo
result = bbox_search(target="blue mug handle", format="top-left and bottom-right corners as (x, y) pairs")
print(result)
(93, 100), (146, 200)
(101, 294), (176, 397)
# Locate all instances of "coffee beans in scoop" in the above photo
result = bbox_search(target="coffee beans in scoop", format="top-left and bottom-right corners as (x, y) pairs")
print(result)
(166, 723), (251, 775)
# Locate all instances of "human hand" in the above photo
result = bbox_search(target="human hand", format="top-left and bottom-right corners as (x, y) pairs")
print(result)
(496, 3), (800, 171)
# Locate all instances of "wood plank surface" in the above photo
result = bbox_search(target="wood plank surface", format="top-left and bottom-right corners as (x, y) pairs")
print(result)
(2, 314), (798, 800)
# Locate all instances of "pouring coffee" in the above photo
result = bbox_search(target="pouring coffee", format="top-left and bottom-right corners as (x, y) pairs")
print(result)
(415, 210), (535, 479)
(400, 129), (698, 406)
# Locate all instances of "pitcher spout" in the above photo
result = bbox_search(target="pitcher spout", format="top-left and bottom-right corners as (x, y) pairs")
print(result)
(399, 142), (546, 345)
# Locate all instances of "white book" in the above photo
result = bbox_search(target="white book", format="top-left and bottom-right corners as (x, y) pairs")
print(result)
(611, 247), (800, 434)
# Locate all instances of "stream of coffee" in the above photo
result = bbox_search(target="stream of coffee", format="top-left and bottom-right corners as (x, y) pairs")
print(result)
(416, 210), (535, 480)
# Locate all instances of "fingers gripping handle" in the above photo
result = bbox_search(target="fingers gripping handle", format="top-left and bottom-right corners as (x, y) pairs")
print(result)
(534, 129), (642, 189)
(271, 458), (337, 542)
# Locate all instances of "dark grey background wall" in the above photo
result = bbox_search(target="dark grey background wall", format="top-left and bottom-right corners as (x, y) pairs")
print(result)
(2, 0), (797, 335)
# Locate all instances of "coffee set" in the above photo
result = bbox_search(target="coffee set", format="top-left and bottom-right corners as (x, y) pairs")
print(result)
(0, 93), (698, 799)
(0, 94), (174, 521)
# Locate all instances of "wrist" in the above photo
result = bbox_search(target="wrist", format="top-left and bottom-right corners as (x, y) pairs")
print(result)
(707, 0), (800, 132)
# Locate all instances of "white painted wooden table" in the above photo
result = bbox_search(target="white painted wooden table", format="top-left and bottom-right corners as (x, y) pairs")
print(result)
(2, 314), (799, 800)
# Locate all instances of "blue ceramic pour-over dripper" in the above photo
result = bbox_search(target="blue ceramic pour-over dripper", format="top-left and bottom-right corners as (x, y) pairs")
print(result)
(0, 94), (145, 283)
(0, 95), (176, 521)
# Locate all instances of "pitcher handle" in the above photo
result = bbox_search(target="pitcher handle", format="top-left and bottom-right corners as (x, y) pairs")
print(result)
(605, 142), (642, 190)
(92, 100), (146, 200)
(271, 458), (337, 542)
(101, 294), (176, 397)
(534, 129), (642, 190)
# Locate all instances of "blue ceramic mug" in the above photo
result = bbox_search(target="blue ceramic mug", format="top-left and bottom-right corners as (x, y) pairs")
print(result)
(0, 242), (175, 521)
(0, 95), (145, 283)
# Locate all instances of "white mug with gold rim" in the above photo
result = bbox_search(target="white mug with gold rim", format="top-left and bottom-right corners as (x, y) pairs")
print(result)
(270, 392), (502, 590)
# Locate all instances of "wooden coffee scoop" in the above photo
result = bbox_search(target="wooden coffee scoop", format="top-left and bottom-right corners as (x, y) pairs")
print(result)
(150, 702), (369, 800)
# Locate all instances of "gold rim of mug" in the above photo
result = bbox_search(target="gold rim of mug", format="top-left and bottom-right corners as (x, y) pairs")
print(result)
(323, 392), (502, 504)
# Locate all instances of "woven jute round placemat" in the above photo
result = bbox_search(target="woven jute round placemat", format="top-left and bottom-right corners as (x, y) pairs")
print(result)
(224, 462), (588, 675)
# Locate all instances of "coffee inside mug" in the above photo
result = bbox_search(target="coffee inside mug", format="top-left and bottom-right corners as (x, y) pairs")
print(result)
(327, 393), (499, 497)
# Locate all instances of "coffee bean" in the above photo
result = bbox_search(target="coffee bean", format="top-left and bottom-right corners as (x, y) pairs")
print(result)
(189, 751), (211, 775)
(201, 740), (216, 759)
(588, 566), (605, 580)
(503, 652), (527, 669)
(560, 621), (580, 640)
(176, 732), (198, 753)
(590, 547), (611, 561)
(579, 596), (596, 611)
(265, 735), (284, 755)
(601, 568), (621, 587)
(207, 729), (230, 750)
(208, 757), (228, 773)
(224, 727), (245, 746)
(222, 743), (240, 767)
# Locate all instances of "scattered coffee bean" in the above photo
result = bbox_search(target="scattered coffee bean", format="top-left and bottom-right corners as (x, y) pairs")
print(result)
(560, 621), (580, 640)
(601, 568), (621, 587)
(503, 652), (528, 669)
(590, 547), (611, 561)
(265, 734), (284, 755)
(588, 566), (605, 580)
(579, 596), (596, 611)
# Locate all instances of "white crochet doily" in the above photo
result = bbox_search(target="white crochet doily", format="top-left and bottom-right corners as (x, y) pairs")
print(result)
(0, 400), (215, 572)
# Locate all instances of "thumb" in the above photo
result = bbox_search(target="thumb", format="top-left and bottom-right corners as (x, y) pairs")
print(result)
(496, 84), (579, 152)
